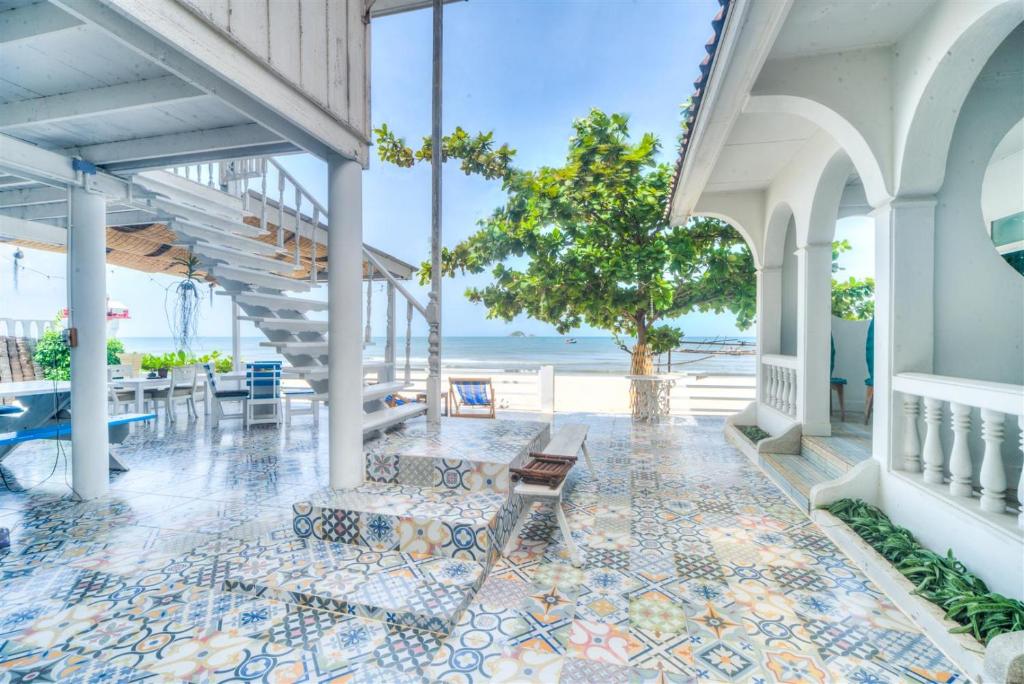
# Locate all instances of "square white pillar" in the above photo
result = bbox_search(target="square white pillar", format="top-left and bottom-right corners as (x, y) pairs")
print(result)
(872, 198), (936, 468)
(796, 243), (833, 436)
(68, 187), (109, 499)
(327, 155), (364, 490)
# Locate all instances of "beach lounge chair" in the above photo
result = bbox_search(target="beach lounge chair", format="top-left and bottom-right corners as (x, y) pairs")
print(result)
(830, 335), (847, 422)
(204, 362), (248, 427)
(245, 361), (282, 427)
(864, 317), (874, 425)
(448, 377), (496, 418)
(145, 364), (199, 423)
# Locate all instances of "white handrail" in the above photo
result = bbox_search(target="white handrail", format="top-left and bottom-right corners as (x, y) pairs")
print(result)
(893, 372), (1024, 417)
(761, 353), (798, 369)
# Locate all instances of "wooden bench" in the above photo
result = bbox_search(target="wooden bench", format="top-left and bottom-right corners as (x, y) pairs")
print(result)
(0, 412), (155, 472)
(502, 423), (592, 567)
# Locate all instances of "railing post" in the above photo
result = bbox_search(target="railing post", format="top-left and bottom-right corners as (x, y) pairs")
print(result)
(948, 402), (973, 497)
(364, 265), (374, 345)
(294, 189), (302, 266)
(259, 159), (268, 236)
(277, 173), (285, 249)
(310, 208), (319, 284)
(922, 397), (944, 484)
(385, 282), (396, 384)
(405, 301), (413, 385)
(787, 368), (797, 417)
(539, 364), (555, 414)
(901, 395), (922, 472)
(978, 409), (1006, 513)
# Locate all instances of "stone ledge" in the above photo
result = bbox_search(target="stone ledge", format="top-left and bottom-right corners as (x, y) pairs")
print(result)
(811, 508), (987, 682)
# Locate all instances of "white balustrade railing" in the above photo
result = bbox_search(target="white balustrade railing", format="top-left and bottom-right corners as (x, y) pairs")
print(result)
(761, 354), (798, 417)
(893, 372), (1024, 528)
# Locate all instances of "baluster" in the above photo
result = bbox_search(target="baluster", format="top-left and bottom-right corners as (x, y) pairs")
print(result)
(364, 265), (374, 345)
(948, 402), (973, 497)
(762, 364), (772, 405)
(206, 162), (214, 187)
(775, 367), (785, 411)
(922, 398), (945, 484)
(277, 173), (286, 249)
(902, 395), (922, 472)
(780, 367), (790, 413)
(405, 301), (413, 384)
(259, 160), (268, 236)
(766, 366), (776, 408)
(1017, 414), (1023, 529)
(978, 409), (1006, 513)
(787, 368), (797, 416)
(294, 190), (302, 266)
(310, 208), (319, 284)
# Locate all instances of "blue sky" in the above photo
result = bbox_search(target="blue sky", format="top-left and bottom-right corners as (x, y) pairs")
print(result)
(0, 0), (873, 340)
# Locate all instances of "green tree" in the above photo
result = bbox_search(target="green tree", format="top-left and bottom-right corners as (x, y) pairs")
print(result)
(831, 240), (875, 320)
(375, 109), (756, 381)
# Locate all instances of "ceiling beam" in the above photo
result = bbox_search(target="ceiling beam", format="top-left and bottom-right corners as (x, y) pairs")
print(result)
(0, 75), (205, 129)
(0, 202), (68, 222)
(62, 123), (288, 170)
(0, 132), (132, 200)
(0, 2), (83, 45)
(0, 186), (66, 208)
(0, 215), (66, 246)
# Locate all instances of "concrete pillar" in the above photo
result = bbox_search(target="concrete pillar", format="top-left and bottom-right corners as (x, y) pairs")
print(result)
(796, 242), (833, 436)
(327, 155), (364, 490)
(231, 297), (241, 372)
(68, 187), (109, 499)
(873, 198), (936, 467)
(756, 266), (782, 356)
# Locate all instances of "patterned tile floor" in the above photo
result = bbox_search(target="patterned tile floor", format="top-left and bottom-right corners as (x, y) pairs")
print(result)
(0, 411), (962, 683)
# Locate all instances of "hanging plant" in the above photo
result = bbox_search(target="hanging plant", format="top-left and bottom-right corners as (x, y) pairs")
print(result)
(167, 252), (203, 353)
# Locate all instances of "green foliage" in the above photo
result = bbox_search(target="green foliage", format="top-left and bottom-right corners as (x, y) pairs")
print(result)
(141, 350), (232, 373)
(826, 499), (1024, 644)
(737, 425), (770, 443)
(831, 240), (875, 320)
(376, 109), (756, 362)
(33, 315), (126, 380)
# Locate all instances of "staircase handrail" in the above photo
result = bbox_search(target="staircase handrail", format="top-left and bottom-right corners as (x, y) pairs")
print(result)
(362, 248), (428, 318)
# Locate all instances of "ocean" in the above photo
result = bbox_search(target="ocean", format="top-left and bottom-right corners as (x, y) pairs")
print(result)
(117, 335), (756, 375)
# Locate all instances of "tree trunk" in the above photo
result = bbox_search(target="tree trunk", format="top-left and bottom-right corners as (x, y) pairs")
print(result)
(629, 325), (654, 419)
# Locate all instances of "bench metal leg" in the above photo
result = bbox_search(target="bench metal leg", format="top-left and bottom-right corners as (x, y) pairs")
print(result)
(553, 500), (583, 567)
(580, 441), (595, 478)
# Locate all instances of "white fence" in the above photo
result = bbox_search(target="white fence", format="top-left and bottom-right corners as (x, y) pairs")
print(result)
(761, 354), (798, 417)
(893, 372), (1024, 528)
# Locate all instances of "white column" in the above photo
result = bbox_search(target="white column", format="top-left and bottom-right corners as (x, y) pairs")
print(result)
(756, 266), (781, 413)
(873, 198), (936, 467)
(328, 155), (364, 490)
(68, 187), (109, 500)
(231, 297), (241, 372)
(795, 243), (832, 435)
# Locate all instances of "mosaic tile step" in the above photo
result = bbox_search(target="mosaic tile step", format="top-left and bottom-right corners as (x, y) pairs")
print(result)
(761, 452), (834, 511)
(292, 482), (509, 562)
(365, 417), (551, 494)
(223, 537), (485, 635)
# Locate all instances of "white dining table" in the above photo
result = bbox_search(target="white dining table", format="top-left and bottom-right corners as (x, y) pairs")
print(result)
(110, 376), (171, 413)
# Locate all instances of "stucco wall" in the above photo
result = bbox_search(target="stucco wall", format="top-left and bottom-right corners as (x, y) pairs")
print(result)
(933, 26), (1023, 386)
(831, 316), (871, 412)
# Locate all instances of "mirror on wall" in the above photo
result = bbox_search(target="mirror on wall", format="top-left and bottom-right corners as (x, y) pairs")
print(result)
(982, 120), (1024, 276)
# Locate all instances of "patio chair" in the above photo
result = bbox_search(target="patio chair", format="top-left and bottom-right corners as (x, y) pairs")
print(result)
(864, 317), (874, 425)
(145, 364), (199, 423)
(830, 335), (847, 422)
(448, 377), (496, 419)
(204, 362), (247, 427)
(107, 363), (135, 415)
(245, 361), (283, 427)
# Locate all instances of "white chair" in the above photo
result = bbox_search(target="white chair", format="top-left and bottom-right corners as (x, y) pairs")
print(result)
(204, 362), (247, 427)
(245, 362), (283, 427)
(146, 365), (199, 423)
(108, 364), (135, 415)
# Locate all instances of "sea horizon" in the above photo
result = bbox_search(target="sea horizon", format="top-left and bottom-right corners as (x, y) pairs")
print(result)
(115, 334), (756, 375)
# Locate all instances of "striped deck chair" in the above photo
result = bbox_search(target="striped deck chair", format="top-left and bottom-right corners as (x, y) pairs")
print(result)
(448, 377), (496, 419)
(245, 361), (283, 427)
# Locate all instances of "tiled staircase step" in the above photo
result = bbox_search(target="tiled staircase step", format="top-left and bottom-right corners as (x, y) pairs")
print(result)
(222, 537), (484, 635)
(797, 445), (845, 480)
(761, 453), (835, 512)
(292, 482), (506, 563)
(802, 432), (872, 471)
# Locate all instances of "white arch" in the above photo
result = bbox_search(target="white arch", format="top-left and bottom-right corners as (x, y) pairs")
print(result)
(762, 201), (794, 269)
(692, 190), (765, 268)
(806, 151), (856, 247)
(896, 3), (1023, 196)
(747, 94), (889, 209)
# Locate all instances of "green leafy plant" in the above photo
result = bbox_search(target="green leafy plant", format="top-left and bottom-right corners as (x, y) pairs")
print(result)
(737, 425), (770, 443)
(33, 314), (126, 380)
(375, 109), (756, 380)
(141, 350), (231, 373)
(826, 499), (1024, 644)
(831, 240), (875, 320)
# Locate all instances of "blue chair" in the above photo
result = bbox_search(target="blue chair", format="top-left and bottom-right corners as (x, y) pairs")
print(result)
(204, 362), (248, 427)
(830, 335), (847, 421)
(864, 318), (875, 424)
(449, 377), (495, 418)
(245, 361), (282, 427)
